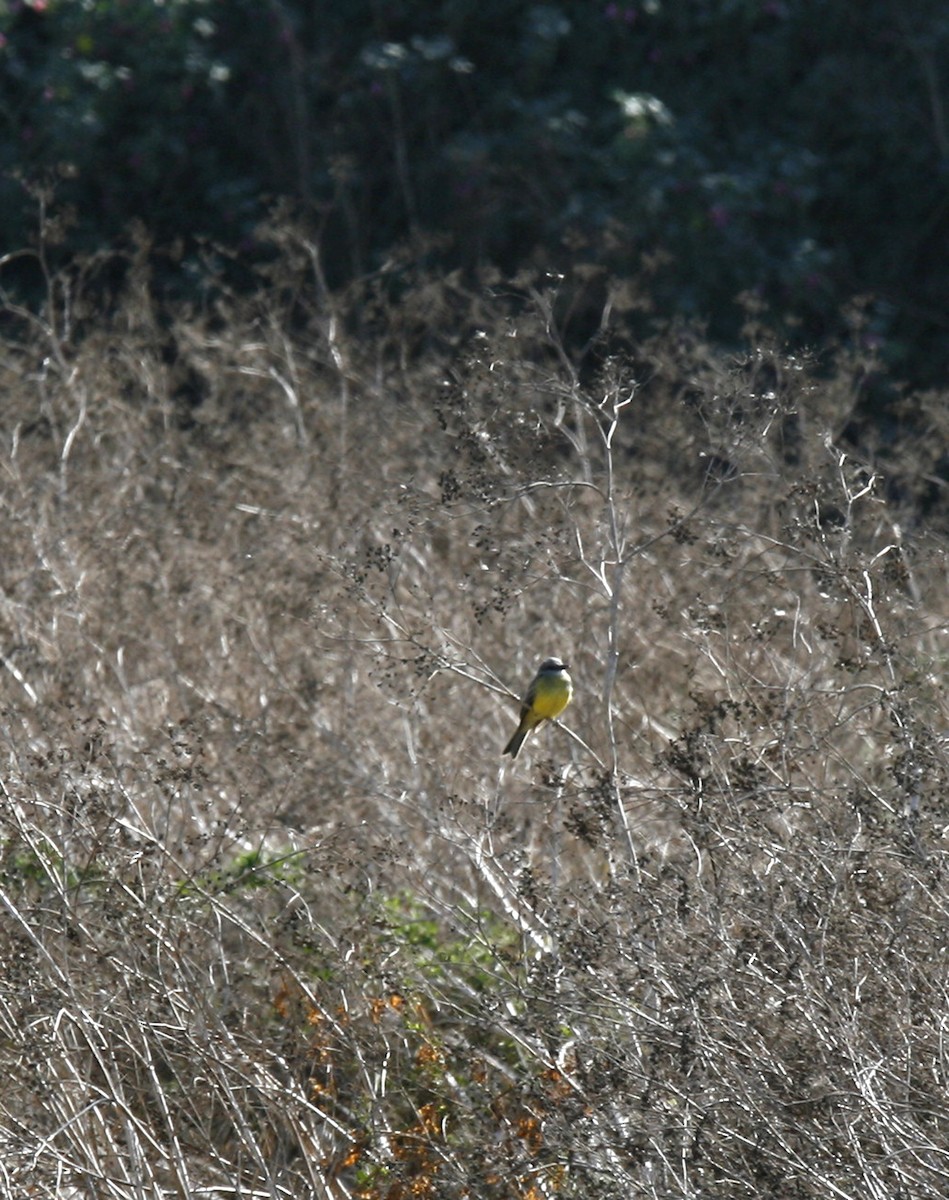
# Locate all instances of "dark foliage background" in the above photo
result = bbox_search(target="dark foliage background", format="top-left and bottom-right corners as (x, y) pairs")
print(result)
(2, 0), (948, 381)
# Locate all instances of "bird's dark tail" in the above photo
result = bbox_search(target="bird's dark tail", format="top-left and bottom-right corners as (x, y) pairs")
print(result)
(503, 727), (528, 758)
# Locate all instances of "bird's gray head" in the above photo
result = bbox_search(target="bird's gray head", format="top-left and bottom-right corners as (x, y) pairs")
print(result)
(539, 657), (568, 673)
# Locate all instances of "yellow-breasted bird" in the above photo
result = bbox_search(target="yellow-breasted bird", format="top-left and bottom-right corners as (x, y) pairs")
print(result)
(502, 657), (572, 759)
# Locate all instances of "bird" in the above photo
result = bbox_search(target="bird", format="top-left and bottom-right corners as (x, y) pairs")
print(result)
(503, 658), (573, 759)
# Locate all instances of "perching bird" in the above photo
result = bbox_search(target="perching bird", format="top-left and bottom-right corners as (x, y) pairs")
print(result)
(503, 658), (572, 759)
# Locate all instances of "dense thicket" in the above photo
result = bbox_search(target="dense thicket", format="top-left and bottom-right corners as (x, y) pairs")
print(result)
(2, 0), (947, 381)
(0, 235), (947, 1198)
(2, 5), (948, 1195)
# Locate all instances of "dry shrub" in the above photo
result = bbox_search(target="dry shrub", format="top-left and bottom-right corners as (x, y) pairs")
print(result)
(0, 229), (947, 1197)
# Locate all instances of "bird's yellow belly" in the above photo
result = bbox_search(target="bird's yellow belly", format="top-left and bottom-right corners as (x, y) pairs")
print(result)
(531, 678), (572, 721)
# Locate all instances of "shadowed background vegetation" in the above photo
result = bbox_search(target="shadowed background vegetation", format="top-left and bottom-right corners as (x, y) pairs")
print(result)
(1, 3), (949, 1198)
(2, 0), (948, 381)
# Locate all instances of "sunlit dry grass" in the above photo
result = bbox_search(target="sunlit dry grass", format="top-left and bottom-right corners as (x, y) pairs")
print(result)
(1, 231), (948, 1197)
